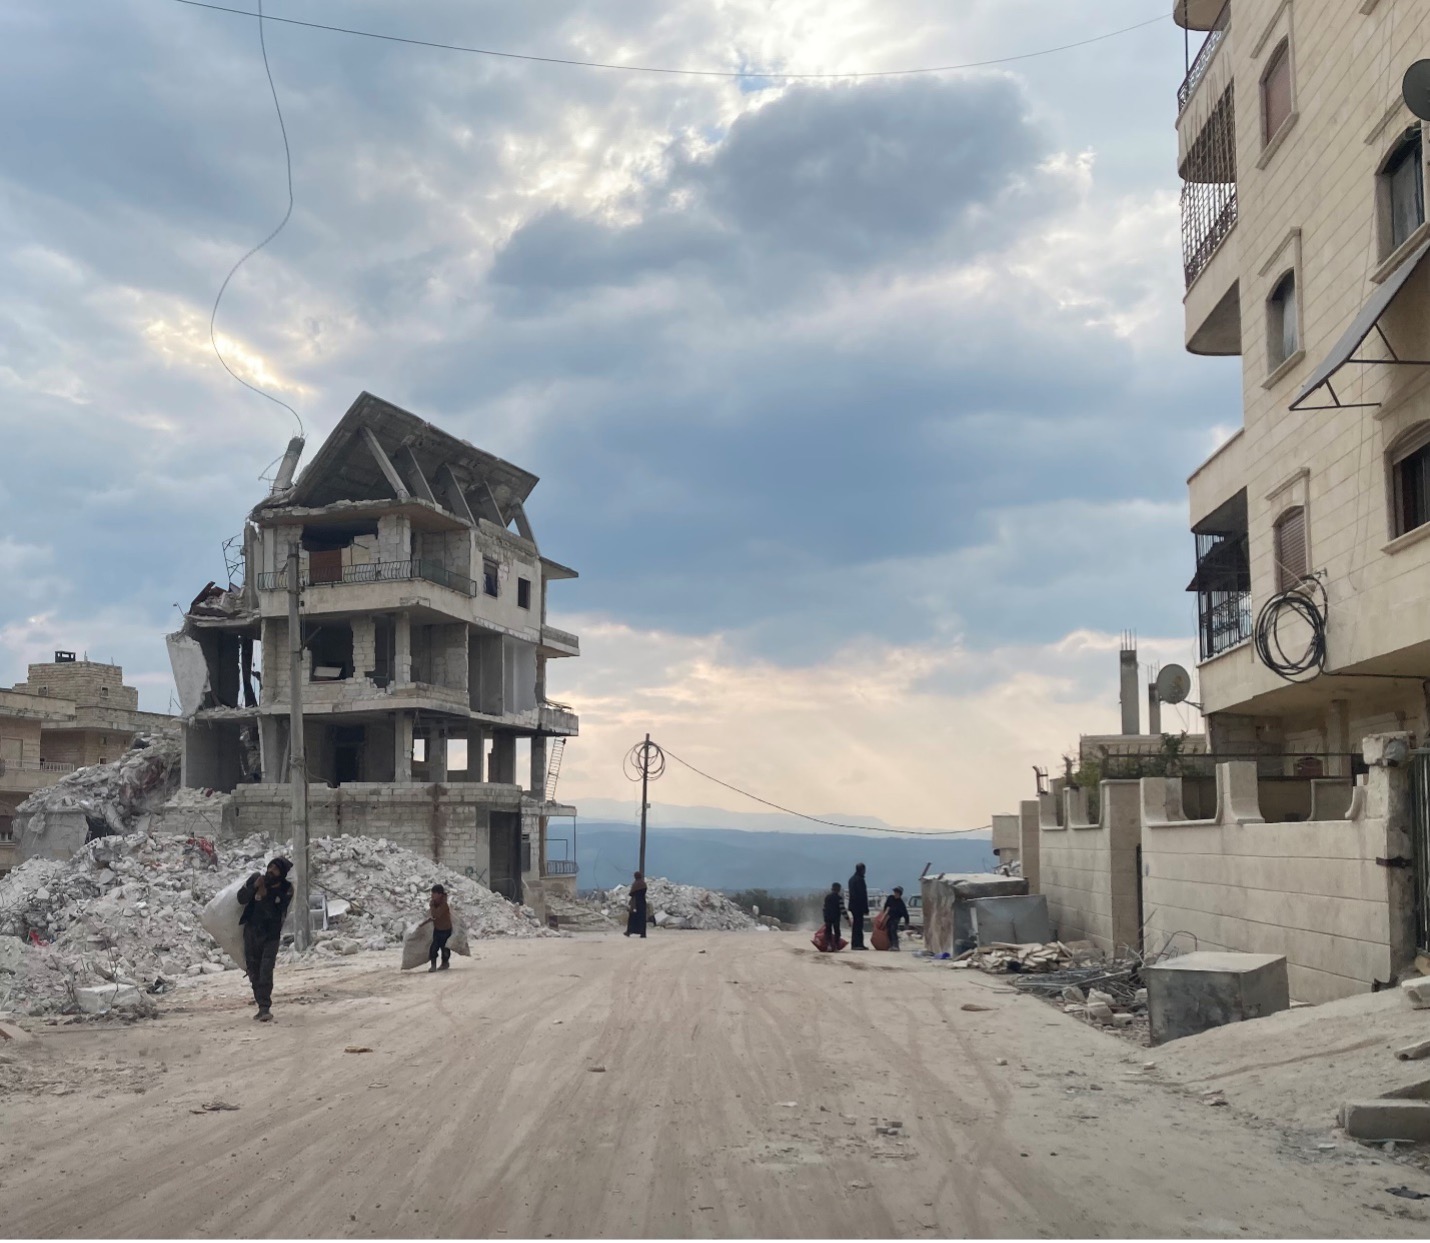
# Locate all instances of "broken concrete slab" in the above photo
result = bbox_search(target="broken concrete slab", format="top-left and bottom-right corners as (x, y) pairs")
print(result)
(1397, 1039), (1430, 1062)
(968, 895), (1052, 947)
(1146, 951), (1290, 1045)
(1341, 1100), (1430, 1143)
(1401, 977), (1430, 1010)
(76, 983), (141, 1014)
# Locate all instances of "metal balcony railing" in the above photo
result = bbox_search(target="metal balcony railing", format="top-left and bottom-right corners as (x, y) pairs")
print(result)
(256, 559), (476, 597)
(0, 759), (76, 779)
(1180, 85), (1238, 289)
(545, 860), (579, 877)
(1178, 0), (1229, 115)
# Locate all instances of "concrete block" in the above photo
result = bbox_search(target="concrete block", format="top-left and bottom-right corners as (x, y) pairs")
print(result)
(1145, 951), (1290, 1045)
(1341, 1100), (1430, 1143)
(1401, 977), (1430, 1009)
(969, 895), (1052, 946)
(76, 984), (141, 1014)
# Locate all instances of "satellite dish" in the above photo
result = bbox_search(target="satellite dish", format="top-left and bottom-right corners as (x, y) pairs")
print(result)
(1403, 61), (1430, 122)
(1155, 664), (1193, 706)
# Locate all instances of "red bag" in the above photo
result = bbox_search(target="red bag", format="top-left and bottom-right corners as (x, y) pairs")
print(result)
(811, 926), (848, 953)
(871, 910), (891, 952)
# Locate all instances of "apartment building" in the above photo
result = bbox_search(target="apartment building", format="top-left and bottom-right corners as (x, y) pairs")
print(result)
(167, 393), (580, 908)
(1179, 0), (1430, 763)
(0, 655), (170, 873)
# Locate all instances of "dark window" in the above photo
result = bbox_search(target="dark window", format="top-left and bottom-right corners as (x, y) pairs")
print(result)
(100, 687), (109, 697)
(517, 578), (531, 609)
(1188, 492), (1252, 661)
(1273, 506), (1308, 590)
(1386, 130), (1425, 253)
(1393, 435), (1430, 537)
(1267, 271), (1298, 369)
(483, 558), (500, 598)
(308, 624), (354, 681)
(1261, 41), (1292, 145)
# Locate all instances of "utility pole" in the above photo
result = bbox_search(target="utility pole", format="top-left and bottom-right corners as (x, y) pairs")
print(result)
(286, 543), (311, 951)
(639, 733), (650, 876)
(625, 734), (665, 878)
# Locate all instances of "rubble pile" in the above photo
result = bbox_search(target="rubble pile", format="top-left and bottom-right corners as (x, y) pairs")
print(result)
(15, 730), (182, 845)
(0, 831), (553, 1016)
(546, 894), (620, 932)
(601, 878), (759, 931)
(944, 940), (1151, 1040)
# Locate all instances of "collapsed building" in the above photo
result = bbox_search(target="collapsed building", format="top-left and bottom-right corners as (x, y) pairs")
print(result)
(165, 393), (580, 915)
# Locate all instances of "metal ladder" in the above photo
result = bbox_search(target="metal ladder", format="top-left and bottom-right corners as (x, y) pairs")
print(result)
(545, 738), (566, 801)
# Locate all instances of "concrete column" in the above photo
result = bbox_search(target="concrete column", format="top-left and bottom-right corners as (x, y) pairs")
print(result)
(1119, 648), (1140, 736)
(430, 725), (448, 784)
(1018, 800), (1042, 894)
(491, 733), (516, 785)
(1216, 760), (1264, 825)
(394, 712), (413, 784)
(469, 728), (487, 782)
(530, 735), (547, 801)
(395, 613), (412, 685)
(1327, 699), (1350, 777)
(259, 717), (283, 782)
(1363, 733), (1415, 979)
(1147, 685), (1162, 736)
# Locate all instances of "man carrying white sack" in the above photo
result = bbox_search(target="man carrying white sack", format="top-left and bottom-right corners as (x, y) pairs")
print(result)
(237, 857), (293, 1023)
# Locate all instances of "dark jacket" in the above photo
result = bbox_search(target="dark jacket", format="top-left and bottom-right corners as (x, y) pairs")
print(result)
(882, 895), (909, 928)
(238, 873), (294, 941)
(847, 871), (869, 916)
(822, 891), (843, 926)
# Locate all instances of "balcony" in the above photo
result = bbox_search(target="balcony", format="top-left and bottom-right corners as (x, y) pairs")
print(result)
(538, 701), (579, 736)
(545, 859), (578, 877)
(0, 759), (77, 795)
(1178, 1), (1229, 116)
(257, 559), (476, 597)
(1188, 490), (1252, 662)
(1180, 84), (1237, 291)
(539, 624), (580, 658)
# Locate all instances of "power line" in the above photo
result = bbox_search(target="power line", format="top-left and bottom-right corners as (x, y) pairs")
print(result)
(164, 0), (1165, 81)
(659, 745), (990, 836)
(208, 0), (304, 436)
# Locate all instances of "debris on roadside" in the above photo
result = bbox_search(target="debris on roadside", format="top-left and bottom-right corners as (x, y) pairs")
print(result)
(0, 829), (556, 1017)
(598, 879), (757, 931)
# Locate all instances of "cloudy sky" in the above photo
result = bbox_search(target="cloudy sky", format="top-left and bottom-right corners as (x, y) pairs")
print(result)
(0, 0), (1239, 829)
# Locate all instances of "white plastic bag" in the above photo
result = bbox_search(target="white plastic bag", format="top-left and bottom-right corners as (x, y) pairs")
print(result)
(200, 875), (295, 971)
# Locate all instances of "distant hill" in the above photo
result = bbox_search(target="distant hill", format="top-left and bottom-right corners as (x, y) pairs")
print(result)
(564, 822), (997, 895)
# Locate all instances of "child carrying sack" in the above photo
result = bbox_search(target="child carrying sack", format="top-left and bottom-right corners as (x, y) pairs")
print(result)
(870, 909), (891, 952)
(400, 916), (472, 970)
(811, 926), (847, 953)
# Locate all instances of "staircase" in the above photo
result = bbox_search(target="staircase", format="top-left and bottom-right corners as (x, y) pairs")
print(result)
(545, 738), (566, 801)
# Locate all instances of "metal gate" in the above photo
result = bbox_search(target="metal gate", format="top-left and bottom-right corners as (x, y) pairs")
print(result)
(1409, 750), (1430, 952)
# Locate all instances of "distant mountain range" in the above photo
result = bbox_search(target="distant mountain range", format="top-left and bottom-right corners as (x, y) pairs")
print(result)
(560, 821), (997, 895)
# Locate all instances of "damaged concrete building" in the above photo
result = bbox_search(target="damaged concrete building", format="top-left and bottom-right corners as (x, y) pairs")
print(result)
(167, 393), (580, 913)
(0, 656), (171, 874)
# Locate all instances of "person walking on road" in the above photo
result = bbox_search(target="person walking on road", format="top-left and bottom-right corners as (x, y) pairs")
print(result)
(428, 884), (454, 972)
(624, 871), (648, 939)
(882, 887), (910, 952)
(822, 881), (844, 950)
(847, 863), (869, 951)
(238, 856), (293, 1022)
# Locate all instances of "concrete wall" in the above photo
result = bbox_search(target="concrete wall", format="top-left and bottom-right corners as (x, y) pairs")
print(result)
(228, 783), (526, 889)
(1139, 742), (1413, 1004)
(16, 660), (139, 711)
(1037, 782), (1142, 954)
(991, 813), (1021, 866)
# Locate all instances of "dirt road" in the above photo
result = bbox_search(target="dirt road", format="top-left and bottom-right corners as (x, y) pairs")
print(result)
(3, 931), (1429, 1238)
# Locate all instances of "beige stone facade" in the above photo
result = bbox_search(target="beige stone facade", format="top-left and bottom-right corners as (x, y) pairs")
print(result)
(0, 661), (170, 874)
(1179, 0), (1430, 757)
(169, 393), (580, 909)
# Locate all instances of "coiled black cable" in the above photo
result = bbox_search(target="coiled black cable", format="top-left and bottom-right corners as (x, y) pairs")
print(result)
(1253, 575), (1328, 682)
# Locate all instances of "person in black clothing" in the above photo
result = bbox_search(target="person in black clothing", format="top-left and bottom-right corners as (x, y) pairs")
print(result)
(821, 882), (844, 951)
(882, 886), (910, 952)
(624, 871), (648, 939)
(847, 863), (869, 951)
(237, 857), (294, 1022)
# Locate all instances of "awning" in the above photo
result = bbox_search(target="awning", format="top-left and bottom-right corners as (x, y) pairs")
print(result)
(1290, 238), (1430, 411)
(1186, 536), (1249, 592)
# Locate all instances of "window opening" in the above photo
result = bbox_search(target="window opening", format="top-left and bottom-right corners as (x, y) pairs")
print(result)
(1268, 271), (1298, 369)
(1262, 40), (1292, 145)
